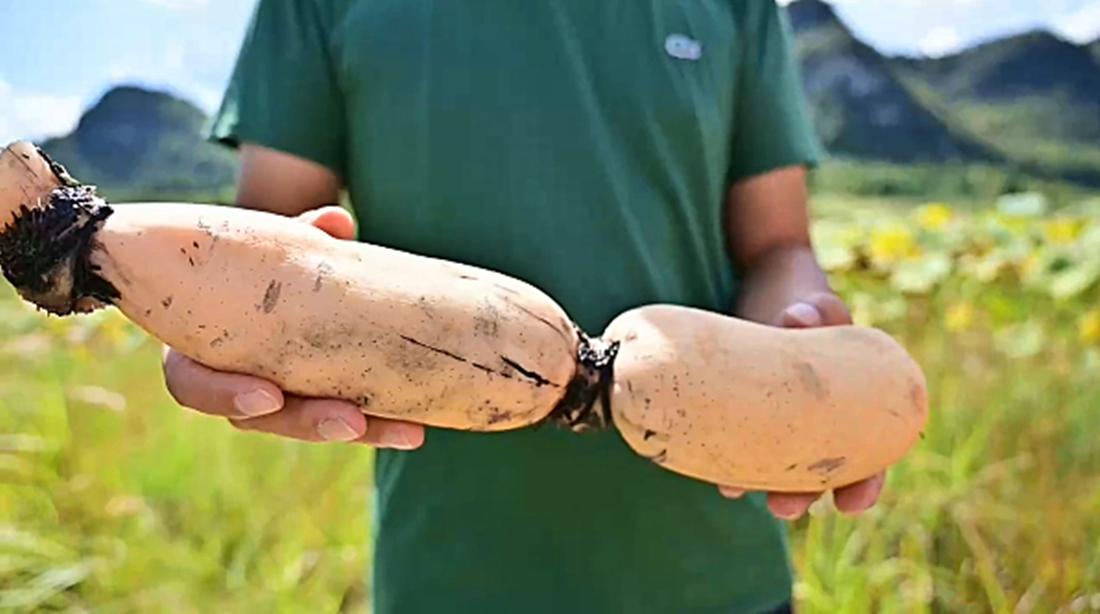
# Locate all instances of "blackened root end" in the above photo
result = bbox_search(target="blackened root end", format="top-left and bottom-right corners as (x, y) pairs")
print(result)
(547, 331), (619, 433)
(0, 185), (118, 315)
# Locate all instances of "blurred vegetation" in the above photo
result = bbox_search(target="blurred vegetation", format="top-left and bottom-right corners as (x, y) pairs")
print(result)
(2, 193), (1098, 612)
(793, 196), (1100, 613)
(0, 302), (373, 613)
(808, 159), (1094, 207)
(897, 77), (1100, 189)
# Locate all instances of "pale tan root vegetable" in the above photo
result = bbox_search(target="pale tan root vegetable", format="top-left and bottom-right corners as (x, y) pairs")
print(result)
(0, 142), (587, 431)
(0, 141), (929, 491)
(600, 305), (928, 492)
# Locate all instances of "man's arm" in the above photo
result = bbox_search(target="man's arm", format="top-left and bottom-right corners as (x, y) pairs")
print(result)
(235, 145), (344, 215)
(160, 145), (424, 450)
(722, 165), (884, 519)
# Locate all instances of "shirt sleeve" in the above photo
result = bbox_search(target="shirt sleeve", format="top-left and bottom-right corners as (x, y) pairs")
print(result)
(727, 1), (825, 183)
(207, 0), (347, 177)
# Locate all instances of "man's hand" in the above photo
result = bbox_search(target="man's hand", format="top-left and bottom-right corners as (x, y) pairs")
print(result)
(161, 206), (425, 450)
(718, 291), (885, 519)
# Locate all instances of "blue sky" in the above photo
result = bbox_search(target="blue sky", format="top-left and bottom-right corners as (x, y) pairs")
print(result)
(2, 0), (1099, 144)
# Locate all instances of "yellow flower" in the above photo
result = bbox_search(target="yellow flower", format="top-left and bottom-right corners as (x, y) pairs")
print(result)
(869, 224), (920, 268)
(1017, 252), (1043, 280)
(1041, 218), (1083, 246)
(1080, 310), (1100, 345)
(945, 303), (974, 332)
(915, 203), (954, 230)
(989, 212), (1031, 237)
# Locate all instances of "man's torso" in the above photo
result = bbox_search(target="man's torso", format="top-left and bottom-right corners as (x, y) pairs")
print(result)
(222, 1), (807, 611)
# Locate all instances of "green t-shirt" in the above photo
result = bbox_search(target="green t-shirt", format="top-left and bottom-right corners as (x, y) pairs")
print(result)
(210, 1), (823, 612)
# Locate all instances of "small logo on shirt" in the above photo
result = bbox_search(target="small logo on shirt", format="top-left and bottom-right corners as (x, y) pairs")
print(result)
(665, 34), (702, 61)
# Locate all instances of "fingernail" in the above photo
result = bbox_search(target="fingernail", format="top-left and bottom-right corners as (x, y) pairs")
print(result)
(234, 389), (280, 417)
(786, 302), (820, 326)
(771, 504), (803, 520)
(318, 418), (359, 442)
(382, 427), (418, 450)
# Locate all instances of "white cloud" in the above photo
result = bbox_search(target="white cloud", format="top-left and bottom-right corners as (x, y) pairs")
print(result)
(895, 0), (985, 6)
(139, 0), (211, 10)
(780, 0), (985, 5)
(191, 86), (224, 114)
(163, 42), (186, 73)
(1051, 2), (1100, 44)
(103, 38), (220, 112)
(918, 26), (964, 56)
(0, 79), (84, 144)
(108, 63), (132, 82)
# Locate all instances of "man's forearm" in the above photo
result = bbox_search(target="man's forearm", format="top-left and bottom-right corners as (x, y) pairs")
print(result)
(734, 244), (832, 324)
(235, 145), (343, 217)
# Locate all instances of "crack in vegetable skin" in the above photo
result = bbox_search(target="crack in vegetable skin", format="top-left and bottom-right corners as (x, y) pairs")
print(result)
(0, 141), (930, 492)
(499, 356), (556, 387)
(397, 334), (564, 388)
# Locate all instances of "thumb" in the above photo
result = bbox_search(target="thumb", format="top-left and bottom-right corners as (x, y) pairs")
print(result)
(777, 302), (822, 329)
(297, 205), (357, 240)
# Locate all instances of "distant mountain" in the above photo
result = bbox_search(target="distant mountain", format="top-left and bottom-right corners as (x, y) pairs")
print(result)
(786, 0), (991, 163)
(39, 86), (238, 202)
(894, 30), (1100, 103)
(885, 27), (1100, 187)
(1089, 37), (1100, 64)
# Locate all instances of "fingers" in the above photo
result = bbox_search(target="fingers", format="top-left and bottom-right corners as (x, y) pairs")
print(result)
(778, 302), (822, 328)
(747, 296), (863, 518)
(754, 474), (884, 519)
(718, 484), (824, 520)
(767, 492), (822, 520)
(297, 206), (357, 240)
(724, 481), (883, 518)
(163, 347), (285, 419)
(777, 292), (853, 329)
(769, 294), (867, 519)
(230, 398), (424, 449)
(719, 486), (746, 499)
(361, 417), (426, 449)
(804, 292), (852, 326)
(833, 472), (885, 516)
(163, 346), (424, 449)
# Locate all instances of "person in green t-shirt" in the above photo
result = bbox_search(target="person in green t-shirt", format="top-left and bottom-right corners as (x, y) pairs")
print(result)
(161, 1), (893, 612)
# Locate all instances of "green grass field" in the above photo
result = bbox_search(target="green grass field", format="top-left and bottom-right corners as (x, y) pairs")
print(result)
(2, 196), (1098, 613)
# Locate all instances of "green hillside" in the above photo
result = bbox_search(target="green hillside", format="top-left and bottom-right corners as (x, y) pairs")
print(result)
(889, 30), (1100, 187)
(894, 30), (1100, 105)
(786, 0), (991, 163)
(38, 86), (239, 203)
(787, 0), (1100, 191)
